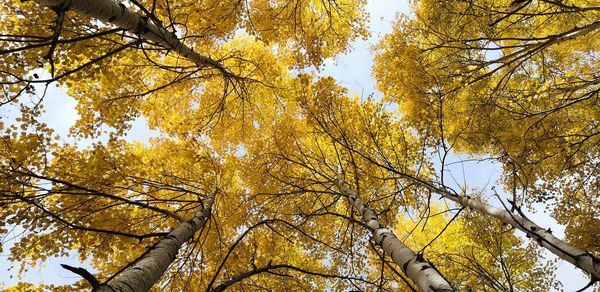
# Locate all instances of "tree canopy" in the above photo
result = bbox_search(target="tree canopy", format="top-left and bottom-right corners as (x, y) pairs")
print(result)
(1, 0), (598, 291)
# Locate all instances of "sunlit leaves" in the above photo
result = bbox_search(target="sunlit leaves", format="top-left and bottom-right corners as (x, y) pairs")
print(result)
(395, 204), (560, 291)
(374, 0), (600, 254)
(1, 0), (595, 290)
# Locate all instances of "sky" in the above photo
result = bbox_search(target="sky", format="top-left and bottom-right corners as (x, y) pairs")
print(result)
(0, 0), (593, 290)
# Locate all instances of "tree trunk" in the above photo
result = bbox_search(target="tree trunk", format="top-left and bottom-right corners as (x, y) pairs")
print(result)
(34, 0), (224, 72)
(96, 192), (215, 292)
(336, 177), (455, 292)
(438, 189), (600, 280)
(378, 167), (600, 280)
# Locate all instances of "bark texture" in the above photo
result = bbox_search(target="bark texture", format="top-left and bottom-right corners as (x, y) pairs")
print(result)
(441, 190), (600, 280)
(336, 177), (455, 292)
(96, 193), (215, 292)
(35, 0), (225, 71)
(390, 170), (600, 280)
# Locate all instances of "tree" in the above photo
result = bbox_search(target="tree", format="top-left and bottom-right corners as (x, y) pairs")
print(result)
(1, 0), (599, 291)
(282, 77), (595, 284)
(373, 0), (600, 257)
(242, 77), (562, 290)
(2, 0), (368, 137)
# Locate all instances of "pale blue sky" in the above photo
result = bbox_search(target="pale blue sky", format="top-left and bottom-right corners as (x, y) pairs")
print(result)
(0, 0), (591, 290)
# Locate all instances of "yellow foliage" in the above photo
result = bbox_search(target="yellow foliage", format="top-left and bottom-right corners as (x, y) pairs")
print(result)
(374, 0), (600, 255)
(0, 0), (595, 290)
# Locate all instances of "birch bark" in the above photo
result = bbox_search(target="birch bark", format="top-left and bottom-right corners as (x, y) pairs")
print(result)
(34, 0), (225, 72)
(438, 189), (600, 280)
(372, 162), (600, 279)
(96, 192), (215, 292)
(335, 177), (456, 292)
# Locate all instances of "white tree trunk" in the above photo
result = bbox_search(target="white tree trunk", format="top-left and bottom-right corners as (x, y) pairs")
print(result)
(379, 168), (600, 280)
(96, 193), (215, 292)
(437, 189), (600, 280)
(34, 0), (224, 71)
(336, 177), (455, 292)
